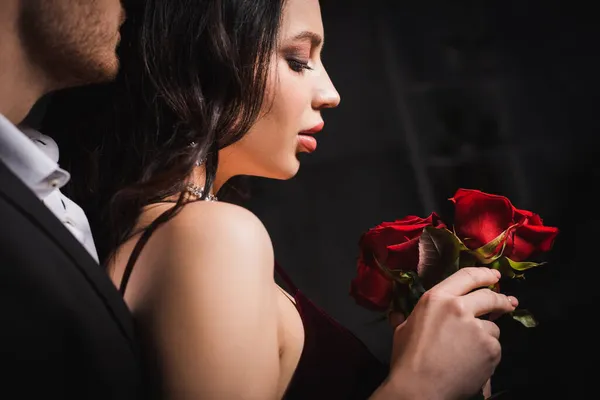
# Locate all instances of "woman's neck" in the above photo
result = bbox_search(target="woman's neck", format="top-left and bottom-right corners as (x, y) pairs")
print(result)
(190, 165), (234, 196)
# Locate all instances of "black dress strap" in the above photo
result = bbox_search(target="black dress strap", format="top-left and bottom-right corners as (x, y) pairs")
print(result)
(121, 211), (300, 298)
(120, 206), (178, 295)
(274, 261), (299, 294)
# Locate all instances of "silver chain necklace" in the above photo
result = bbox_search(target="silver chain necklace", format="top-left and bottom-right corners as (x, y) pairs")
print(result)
(186, 142), (216, 201)
(186, 184), (218, 201)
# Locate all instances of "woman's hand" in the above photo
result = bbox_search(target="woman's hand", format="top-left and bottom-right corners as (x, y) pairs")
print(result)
(372, 268), (517, 400)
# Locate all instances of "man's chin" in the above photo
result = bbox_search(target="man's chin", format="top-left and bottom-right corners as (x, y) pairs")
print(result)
(98, 56), (120, 82)
(55, 55), (120, 90)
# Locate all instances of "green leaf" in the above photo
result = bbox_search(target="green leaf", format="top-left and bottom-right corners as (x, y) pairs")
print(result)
(470, 224), (519, 265)
(373, 257), (414, 287)
(488, 256), (526, 280)
(408, 275), (426, 305)
(457, 250), (481, 268)
(417, 227), (462, 287)
(452, 227), (472, 252)
(488, 255), (545, 279)
(511, 309), (538, 328)
(390, 289), (411, 316)
(373, 256), (395, 280)
(397, 271), (416, 284)
(504, 257), (546, 271)
(373, 259), (426, 316)
(390, 271), (425, 316)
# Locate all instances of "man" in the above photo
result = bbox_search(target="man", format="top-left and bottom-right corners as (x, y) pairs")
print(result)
(0, 1), (143, 398)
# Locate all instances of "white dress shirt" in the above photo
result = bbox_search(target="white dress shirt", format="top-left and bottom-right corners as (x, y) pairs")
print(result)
(0, 114), (99, 263)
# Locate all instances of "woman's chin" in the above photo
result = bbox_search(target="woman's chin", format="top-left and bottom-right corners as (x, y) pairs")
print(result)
(284, 158), (302, 179)
(236, 157), (301, 181)
(266, 160), (301, 181)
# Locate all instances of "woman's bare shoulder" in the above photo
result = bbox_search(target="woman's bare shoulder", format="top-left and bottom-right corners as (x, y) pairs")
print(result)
(136, 201), (281, 399)
(145, 201), (274, 279)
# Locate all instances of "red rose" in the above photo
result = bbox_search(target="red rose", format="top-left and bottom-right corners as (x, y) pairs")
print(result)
(350, 213), (446, 311)
(450, 189), (559, 261)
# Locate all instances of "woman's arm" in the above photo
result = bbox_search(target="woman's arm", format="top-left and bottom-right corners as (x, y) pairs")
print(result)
(141, 202), (281, 399)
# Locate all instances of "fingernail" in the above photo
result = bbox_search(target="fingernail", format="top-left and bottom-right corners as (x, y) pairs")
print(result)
(507, 296), (518, 307)
(492, 269), (501, 278)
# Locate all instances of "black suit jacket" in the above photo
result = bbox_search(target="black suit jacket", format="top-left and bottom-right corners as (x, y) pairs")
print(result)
(0, 161), (144, 399)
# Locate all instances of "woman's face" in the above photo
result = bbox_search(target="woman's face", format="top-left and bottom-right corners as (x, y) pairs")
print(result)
(218, 0), (340, 182)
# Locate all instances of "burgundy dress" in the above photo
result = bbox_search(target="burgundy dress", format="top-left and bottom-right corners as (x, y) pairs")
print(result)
(275, 263), (388, 399)
(121, 226), (388, 399)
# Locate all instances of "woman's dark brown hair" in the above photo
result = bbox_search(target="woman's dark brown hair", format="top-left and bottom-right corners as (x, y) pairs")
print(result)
(42, 0), (286, 264)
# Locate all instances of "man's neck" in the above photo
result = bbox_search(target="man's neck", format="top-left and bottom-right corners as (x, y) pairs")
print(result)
(0, 6), (48, 125)
(0, 70), (46, 125)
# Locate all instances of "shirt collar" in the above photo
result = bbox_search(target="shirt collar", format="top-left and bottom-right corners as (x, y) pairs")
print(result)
(0, 114), (70, 199)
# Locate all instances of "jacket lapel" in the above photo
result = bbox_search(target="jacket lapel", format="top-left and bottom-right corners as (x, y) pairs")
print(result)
(0, 161), (137, 348)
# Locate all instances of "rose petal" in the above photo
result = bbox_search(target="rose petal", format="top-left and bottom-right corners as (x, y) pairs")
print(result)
(378, 216), (424, 227)
(510, 224), (559, 261)
(349, 260), (393, 311)
(385, 237), (421, 272)
(353, 213), (447, 312)
(361, 223), (432, 263)
(513, 208), (546, 226)
(374, 213), (443, 230)
(528, 214), (544, 225)
(451, 189), (515, 249)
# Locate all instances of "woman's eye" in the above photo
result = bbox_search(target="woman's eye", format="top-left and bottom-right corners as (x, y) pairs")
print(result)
(287, 59), (313, 73)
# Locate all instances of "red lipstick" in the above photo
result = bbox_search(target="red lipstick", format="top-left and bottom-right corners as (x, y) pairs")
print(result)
(300, 122), (324, 135)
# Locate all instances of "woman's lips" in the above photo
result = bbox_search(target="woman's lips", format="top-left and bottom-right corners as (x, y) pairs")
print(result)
(300, 122), (324, 134)
(297, 122), (323, 153)
(297, 135), (317, 152)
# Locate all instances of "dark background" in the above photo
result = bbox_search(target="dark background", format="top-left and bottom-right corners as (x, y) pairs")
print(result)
(26, 1), (599, 397)
(245, 1), (599, 397)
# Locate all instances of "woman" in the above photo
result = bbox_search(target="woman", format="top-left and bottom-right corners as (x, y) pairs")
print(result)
(44, 0), (517, 398)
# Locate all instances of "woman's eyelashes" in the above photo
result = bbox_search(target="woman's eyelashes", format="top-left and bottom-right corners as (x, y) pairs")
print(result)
(287, 57), (313, 73)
